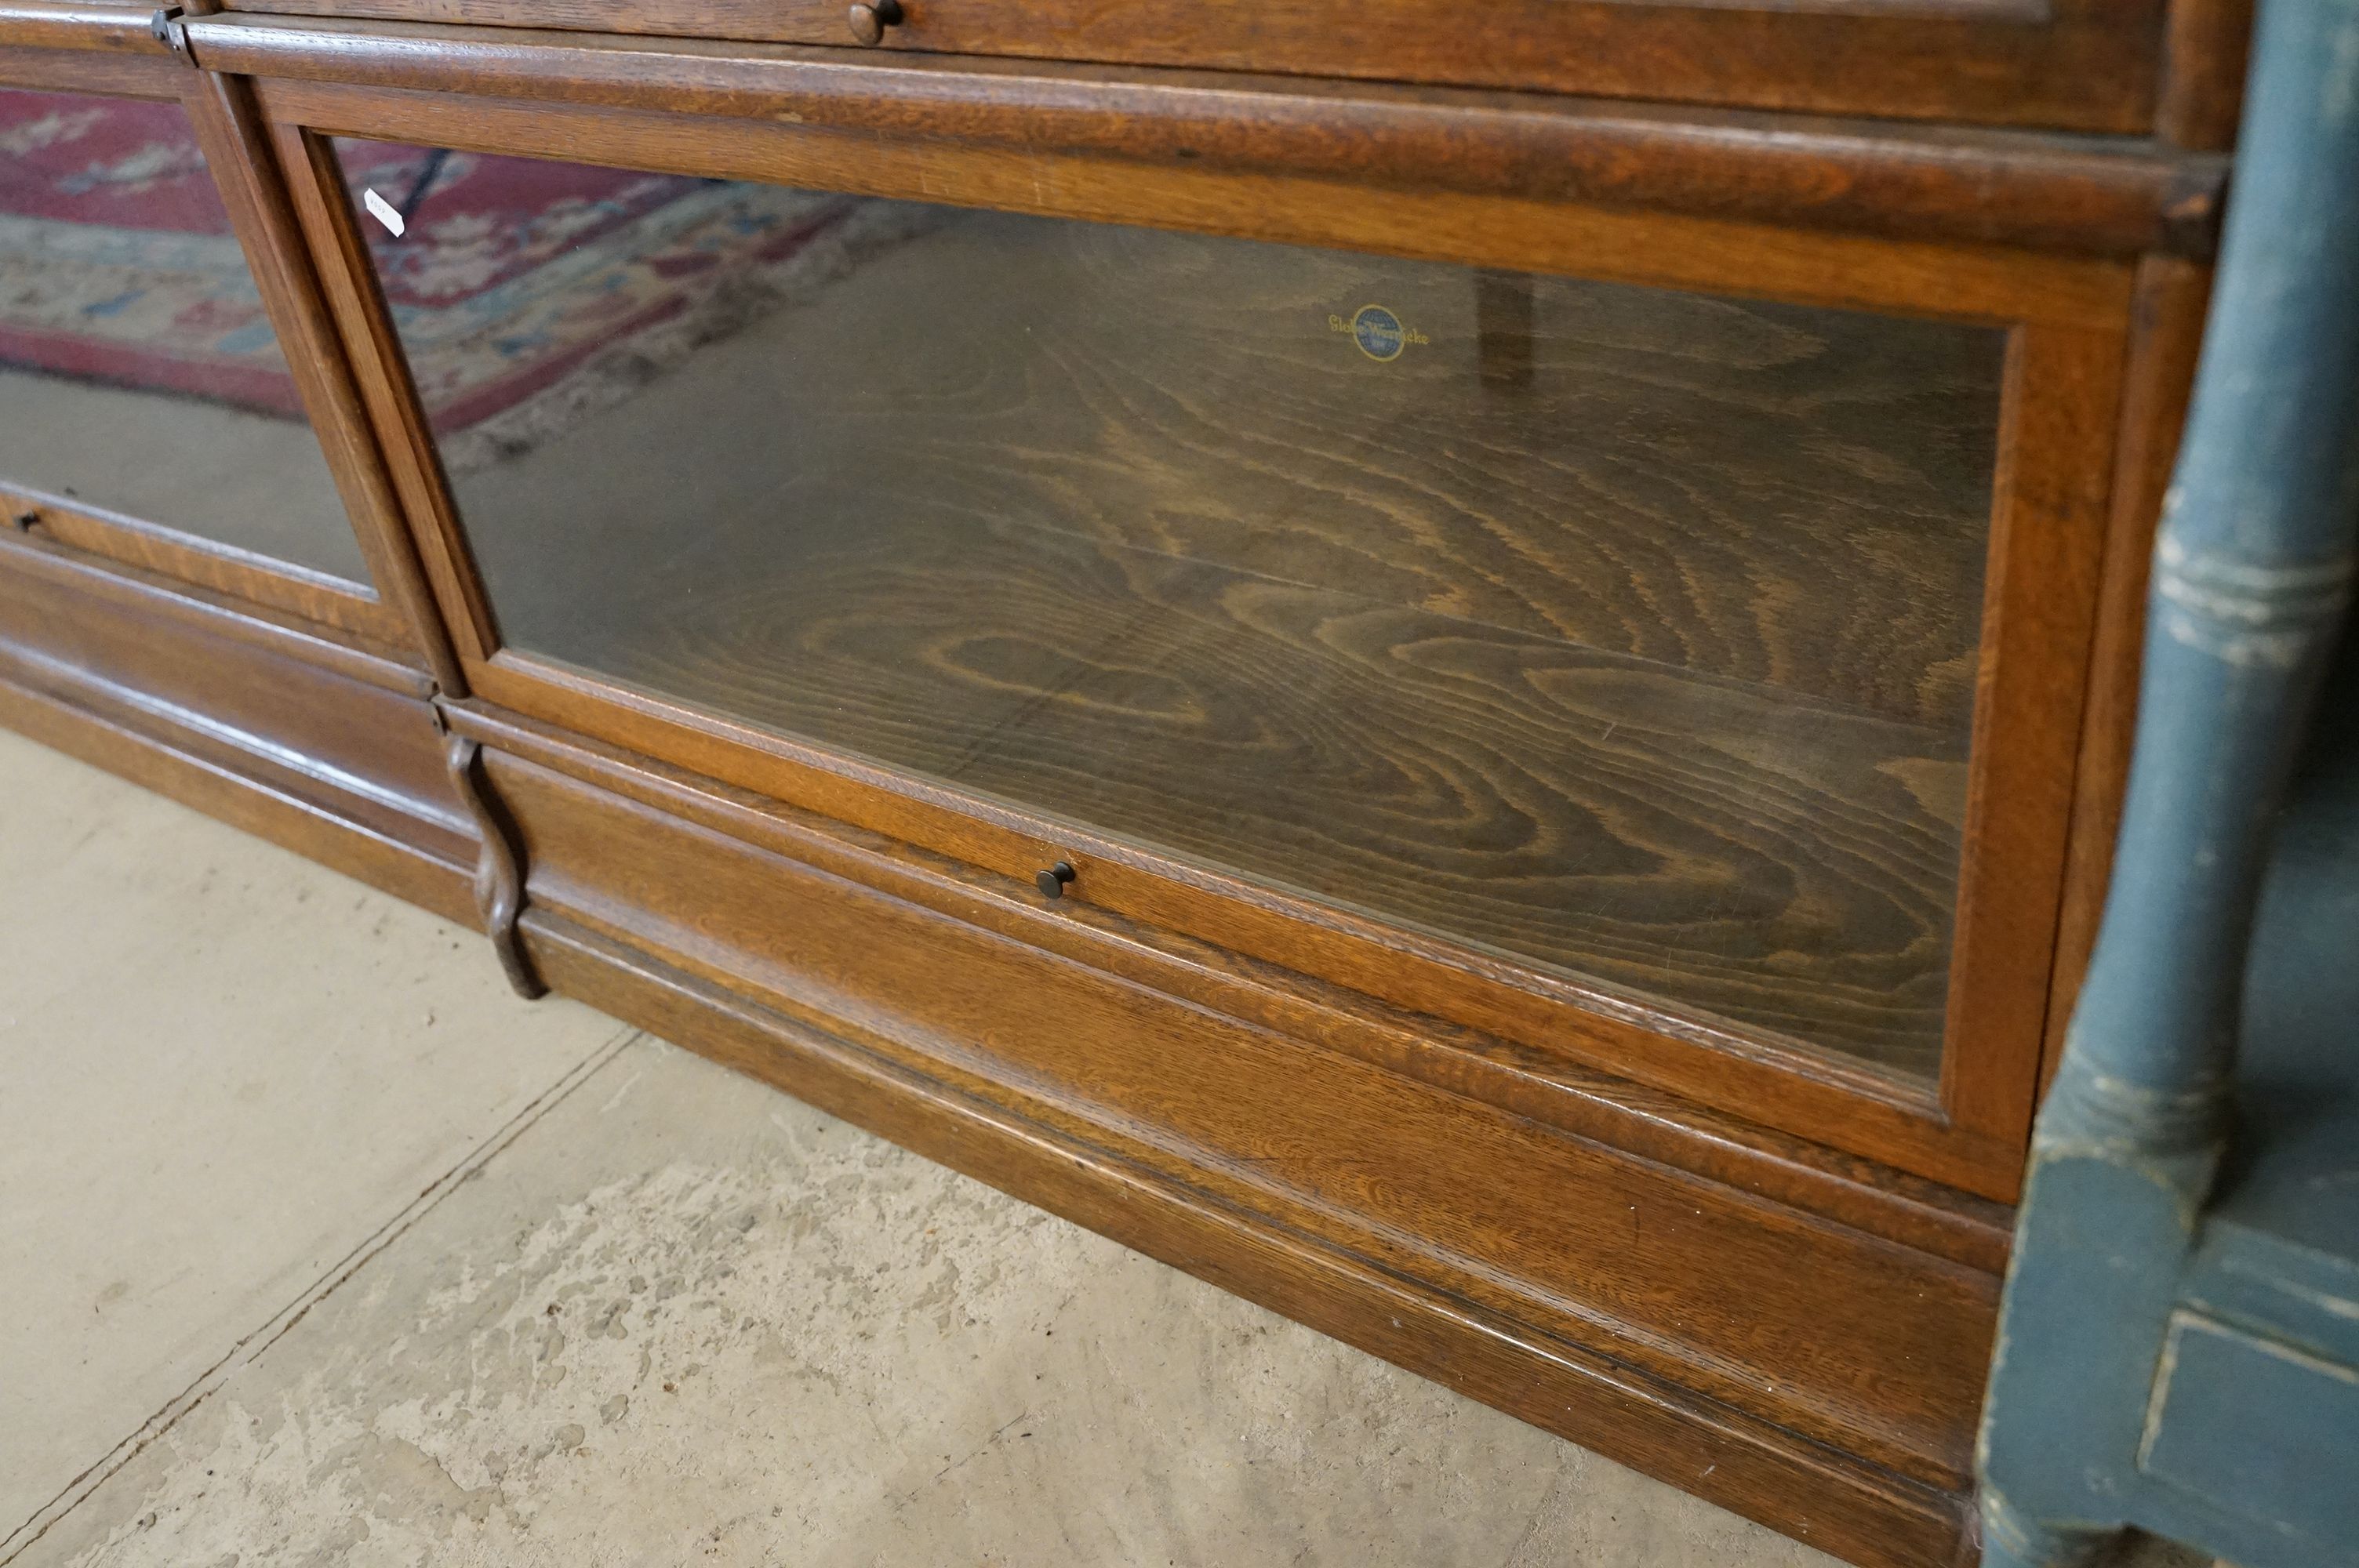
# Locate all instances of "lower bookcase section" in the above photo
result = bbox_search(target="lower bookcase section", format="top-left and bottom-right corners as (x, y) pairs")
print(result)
(457, 700), (2005, 1568)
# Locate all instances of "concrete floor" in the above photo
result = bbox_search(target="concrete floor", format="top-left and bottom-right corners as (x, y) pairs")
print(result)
(0, 726), (2209, 1567)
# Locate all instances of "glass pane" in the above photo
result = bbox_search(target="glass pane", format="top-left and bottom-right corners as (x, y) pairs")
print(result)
(336, 139), (2005, 1087)
(0, 88), (367, 583)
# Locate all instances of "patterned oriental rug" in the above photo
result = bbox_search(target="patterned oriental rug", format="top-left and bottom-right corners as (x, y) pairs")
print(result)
(0, 92), (874, 474)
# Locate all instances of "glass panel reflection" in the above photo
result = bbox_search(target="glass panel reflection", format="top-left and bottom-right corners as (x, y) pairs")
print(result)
(337, 139), (2006, 1084)
(0, 87), (365, 582)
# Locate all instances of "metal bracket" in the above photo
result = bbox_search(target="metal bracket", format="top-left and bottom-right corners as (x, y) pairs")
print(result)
(149, 5), (193, 59)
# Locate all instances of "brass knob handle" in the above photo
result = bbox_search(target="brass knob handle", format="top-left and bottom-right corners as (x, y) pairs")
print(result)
(846, 0), (901, 45)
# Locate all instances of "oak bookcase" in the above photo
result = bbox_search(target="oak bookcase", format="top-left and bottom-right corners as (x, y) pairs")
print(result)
(0, 2), (2247, 1558)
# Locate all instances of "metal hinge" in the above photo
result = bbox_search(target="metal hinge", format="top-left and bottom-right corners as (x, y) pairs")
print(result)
(149, 5), (193, 58)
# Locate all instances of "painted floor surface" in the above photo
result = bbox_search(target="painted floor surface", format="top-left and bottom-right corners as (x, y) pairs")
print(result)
(0, 727), (2206, 1566)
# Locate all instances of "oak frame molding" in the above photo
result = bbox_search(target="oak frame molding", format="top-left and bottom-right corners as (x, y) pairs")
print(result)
(205, 0), (2166, 134)
(0, 475), (414, 647)
(170, 13), (2237, 259)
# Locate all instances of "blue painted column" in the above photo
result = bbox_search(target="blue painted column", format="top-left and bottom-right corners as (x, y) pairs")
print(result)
(1976, 0), (2359, 1561)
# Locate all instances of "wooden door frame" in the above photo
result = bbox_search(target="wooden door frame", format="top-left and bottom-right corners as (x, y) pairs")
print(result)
(0, 26), (460, 678)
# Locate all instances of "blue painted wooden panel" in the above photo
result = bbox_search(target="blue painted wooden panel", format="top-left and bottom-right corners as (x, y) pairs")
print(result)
(2140, 1312), (2359, 1554)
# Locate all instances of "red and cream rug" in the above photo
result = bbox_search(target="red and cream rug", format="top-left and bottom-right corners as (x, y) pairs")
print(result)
(0, 91), (885, 469)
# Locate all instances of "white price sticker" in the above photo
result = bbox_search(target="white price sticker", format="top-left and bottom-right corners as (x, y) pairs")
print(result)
(362, 187), (405, 238)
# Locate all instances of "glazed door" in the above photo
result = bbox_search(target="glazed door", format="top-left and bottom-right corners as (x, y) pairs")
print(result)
(286, 114), (2128, 1196)
(0, 70), (417, 647)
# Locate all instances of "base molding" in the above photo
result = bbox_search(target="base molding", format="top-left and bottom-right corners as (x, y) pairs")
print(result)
(526, 909), (1982, 1568)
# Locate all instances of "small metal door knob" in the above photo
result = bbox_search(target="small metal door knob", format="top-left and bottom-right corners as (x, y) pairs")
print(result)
(1035, 861), (1076, 900)
(846, 0), (902, 45)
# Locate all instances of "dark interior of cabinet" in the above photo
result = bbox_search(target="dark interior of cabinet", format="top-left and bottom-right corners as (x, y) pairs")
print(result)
(333, 141), (2008, 1086)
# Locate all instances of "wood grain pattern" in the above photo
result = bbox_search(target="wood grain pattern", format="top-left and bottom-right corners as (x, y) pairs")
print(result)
(0, 40), (180, 89)
(528, 911), (1983, 1568)
(0, 16), (2227, 1561)
(541, 512), (1971, 1075)
(438, 203), (2003, 725)
(399, 197), (2001, 1079)
(2157, 0), (2255, 151)
(212, 0), (2164, 136)
(488, 743), (2001, 1489)
(464, 727), (2011, 1566)
(456, 693), (2017, 1271)
(180, 16), (2228, 258)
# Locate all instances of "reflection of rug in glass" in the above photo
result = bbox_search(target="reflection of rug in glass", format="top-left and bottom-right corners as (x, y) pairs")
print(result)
(0, 92), (298, 414)
(334, 140), (911, 475)
(0, 92), (876, 463)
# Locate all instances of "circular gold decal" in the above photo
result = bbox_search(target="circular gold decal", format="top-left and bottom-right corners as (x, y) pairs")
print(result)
(1348, 303), (1407, 361)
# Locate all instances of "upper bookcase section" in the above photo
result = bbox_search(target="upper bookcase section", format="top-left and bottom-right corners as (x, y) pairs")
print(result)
(201, 0), (2194, 136)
